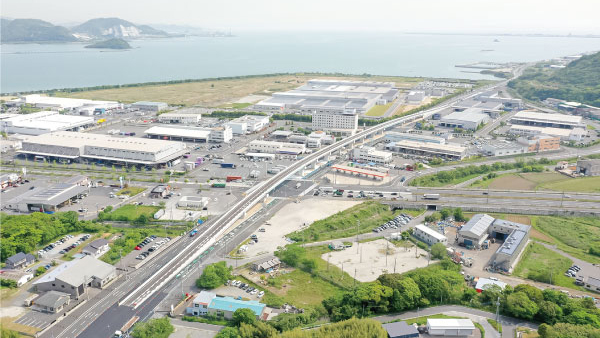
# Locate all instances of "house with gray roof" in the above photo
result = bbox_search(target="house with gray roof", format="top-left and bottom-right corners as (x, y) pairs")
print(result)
(5, 252), (36, 270)
(33, 255), (116, 299)
(82, 239), (110, 258)
(32, 291), (71, 313)
(382, 321), (419, 338)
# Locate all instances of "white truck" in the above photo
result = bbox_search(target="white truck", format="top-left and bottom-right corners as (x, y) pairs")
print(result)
(114, 316), (139, 337)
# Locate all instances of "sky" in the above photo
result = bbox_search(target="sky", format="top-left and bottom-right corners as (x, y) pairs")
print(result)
(2, 0), (600, 34)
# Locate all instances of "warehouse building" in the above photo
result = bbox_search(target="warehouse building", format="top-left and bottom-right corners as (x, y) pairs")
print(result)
(226, 115), (270, 135)
(406, 91), (426, 103)
(0, 111), (95, 135)
(33, 255), (116, 299)
(330, 165), (387, 180)
(187, 291), (216, 316)
(385, 131), (446, 144)
(458, 214), (495, 248)
(208, 296), (266, 320)
(385, 140), (467, 160)
(474, 90), (523, 110)
(440, 109), (490, 130)
(19, 131), (187, 167)
(413, 224), (448, 246)
(131, 101), (168, 112)
(517, 135), (560, 153)
(508, 125), (587, 142)
(8, 94), (121, 113)
(584, 277), (600, 293)
(144, 125), (232, 143)
(510, 110), (583, 129)
(492, 229), (529, 272)
(247, 140), (306, 155)
(254, 79), (399, 114)
(382, 321), (419, 338)
(31, 291), (71, 314)
(452, 99), (505, 118)
(481, 141), (528, 157)
(426, 318), (475, 336)
(577, 159), (600, 176)
(352, 146), (393, 164)
(158, 112), (201, 124)
(177, 196), (209, 209)
(5, 183), (89, 213)
(312, 111), (358, 135)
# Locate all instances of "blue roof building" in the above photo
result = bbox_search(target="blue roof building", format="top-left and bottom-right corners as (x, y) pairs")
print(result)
(207, 296), (266, 320)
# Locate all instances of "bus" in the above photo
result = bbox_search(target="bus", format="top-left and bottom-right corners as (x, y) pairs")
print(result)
(423, 194), (440, 200)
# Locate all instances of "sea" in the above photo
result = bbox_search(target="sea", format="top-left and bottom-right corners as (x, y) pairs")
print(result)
(2, 31), (600, 94)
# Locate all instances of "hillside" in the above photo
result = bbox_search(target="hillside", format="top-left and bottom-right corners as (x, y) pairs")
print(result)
(85, 38), (131, 49)
(71, 17), (168, 39)
(509, 52), (600, 107)
(1, 18), (77, 42)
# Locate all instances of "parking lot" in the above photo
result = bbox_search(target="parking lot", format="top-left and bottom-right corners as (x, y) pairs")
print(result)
(119, 235), (173, 269)
(212, 283), (264, 301)
(38, 233), (92, 260)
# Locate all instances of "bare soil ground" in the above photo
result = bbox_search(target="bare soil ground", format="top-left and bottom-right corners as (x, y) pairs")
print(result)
(487, 174), (536, 190)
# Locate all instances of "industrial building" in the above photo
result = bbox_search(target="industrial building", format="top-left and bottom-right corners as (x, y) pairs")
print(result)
(406, 91), (426, 103)
(413, 224), (448, 246)
(252, 257), (281, 272)
(33, 255), (116, 299)
(352, 146), (393, 164)
(517, 135), (560, 153)
(31, 291), (71, 314)
(439, 109), (490, 130)
(186, 291), (216, 316)
(577, 159), (600, 176)
(385, 140), (467, 160)
(481, 141), (528, 157)
(8, 94), (121, 114)
(426, 318), (475, 336)
(330, 165), (387, 180)
(177, 196), (209, 209)
(144, 125), (232, 143)
(0, 111), (95, 135)
(254, 79), (399, 114)
(247, 140), (306, 155)
(382, 321), (419, 338)
(584, 277), (600, 293)
(311, 111), (358, 135)
(226, 115), (270, 135)
(474, 90), (523, 110)
(158, 112), (201, 124)
(384, 131), (446, 144)
(508, 125), (587, 142)
(307, 131), (335, 148)
(510, 110), (583, 129)
(452, 99), (505, 118)
(492, 228), (529, 272)
(130, 101), (168, 112)
(458, 214), (495, 248)
(5, 183), (89, 213)
(19, 131), (187, 167)
(207, 296), (266, 320)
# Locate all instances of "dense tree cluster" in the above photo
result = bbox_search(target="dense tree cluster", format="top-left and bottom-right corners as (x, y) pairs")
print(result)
(0, 212), (106, 261)
(130, 317), (174, 338)
(196, 261), (233, 289)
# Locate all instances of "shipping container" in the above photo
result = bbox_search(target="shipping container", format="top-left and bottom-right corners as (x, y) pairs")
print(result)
(226, 176), (242, 182)
(220, 163), (237, 169)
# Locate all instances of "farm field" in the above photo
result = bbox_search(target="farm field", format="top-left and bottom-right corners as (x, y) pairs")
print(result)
(105, 204), (161, 221)
(365, 102), (393, 116)
(55, 74), (421, 107)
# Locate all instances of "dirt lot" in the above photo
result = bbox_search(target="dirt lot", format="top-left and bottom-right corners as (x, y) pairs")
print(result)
(242, 199), (361, 258)
(487, 174), (536, 190)
(324, 239), (429, 282)
(57, 74), (421, 107)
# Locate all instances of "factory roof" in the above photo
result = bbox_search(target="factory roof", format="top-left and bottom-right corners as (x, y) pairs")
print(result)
(34, 255), (114, 287)
(192, 291), (216, 306)
(23, 131), (185, 153)
(131, 101), (167, 106)
(442, 109), (490, 123)
(460, 214), (494, 238)
(5, 252), (36, 265)
(385, 131), (446, 144)
(208, 297), (265, 316)
(382, 321), (419, 338)
(158, 112), (201, 118)
(512, 110), (582, 124)
(144, 126), (211, 139)
(390, 140), (466, 154)
(8, 183), (88, 206)
(492, 219), (531, 233)
(427, 319), (475, 330)
(33, 291), (70, 309)
(12, 94), (118, 109)
(508, 125), (573, 137)
(482, 141), (525, 150)
(496, 230), (528, 256)
(415, 224), (447, 241)
(475, 278), (507, 291)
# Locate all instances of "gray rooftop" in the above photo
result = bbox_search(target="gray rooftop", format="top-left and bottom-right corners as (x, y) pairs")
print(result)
(382, 321), (419, 337)
(34, 255), (115, 287)
(6, 252), (35, 265)
(12, 183), (88, 206)
(496, 230), (528, 256)
(460, 214), (495, 238)
(34, 291), (70, 309)
(492, 219), (531, 233)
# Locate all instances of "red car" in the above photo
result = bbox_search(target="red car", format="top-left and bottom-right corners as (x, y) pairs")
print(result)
(135, 246), (141, 250)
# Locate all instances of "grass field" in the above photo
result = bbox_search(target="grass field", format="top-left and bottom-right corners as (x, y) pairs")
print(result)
(107, 204), (160, 221)
(513, 242), (577, 288)
(55, 74), (422, 107)
(469, 172), (600, 193)
(399, 314), (464, 325)
(116, 186), (146, 196)
(487, 318), (502, 333)
(287, 202), (423, 243)
(532, 216), (600, 263)
(365, 102), (393, 116)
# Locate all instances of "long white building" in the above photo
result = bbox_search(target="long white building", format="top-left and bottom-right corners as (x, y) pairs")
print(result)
(384, 131), (446, 144)
(247, 140), (306, 155)
(440, 109), (490, 130)
(352, 146), (393, 164)
(385, 140), (467, 160)
(0, 111), (95, 135)
(8, 94), (121, 113)
(312, 111), (358, 135)
(19, 131), (186, 167)
(510, 110), (583, 129)
(145, 125), (232, 143)
(413, 224), (447, 246)
(158, 112), (201, 124)
(226, 115), (270, 135)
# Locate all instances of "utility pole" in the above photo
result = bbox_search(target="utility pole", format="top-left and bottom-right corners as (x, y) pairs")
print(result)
(394, 257), (397, 274)
(495, 296), (501, 330)
(386, 241), (389, 266)
(353, 268), (357, 288)
(356, 220), (360, 254)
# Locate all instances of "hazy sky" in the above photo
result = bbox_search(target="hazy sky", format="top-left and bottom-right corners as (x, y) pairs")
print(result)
(2, 0), (599, 34)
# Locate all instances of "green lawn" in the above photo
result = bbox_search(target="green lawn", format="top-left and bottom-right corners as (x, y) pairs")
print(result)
(287, 202), (423, 243)
(487, 318), (502, 333)
(218, 102), (253, 109)
(116, 186), (147, 196)
(469, 172), (600, 193)
(107, 204), (161, 221)
(365, 102), (393, 117)
(412, 173), (483, 188)
(513, 242), (578, 289)
(586, 124), (596, 130)
(398, 314), (464, 325)
(531, 216), (600, 263)
(537, 176), (600, 193)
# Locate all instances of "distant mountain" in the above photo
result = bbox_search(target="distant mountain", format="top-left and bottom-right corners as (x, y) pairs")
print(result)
(1, 18), (77, 42)
(85, 38), (131, 49)
(71, 18), (169, 39)
(509, 51), (600, 107)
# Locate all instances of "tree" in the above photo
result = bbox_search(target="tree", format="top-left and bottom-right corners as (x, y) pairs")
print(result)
(440, 209), (451, 220)
(0, 279), (17, 288)
(537, 300), (563, 324)
(301, 258), (317, 274)
(506, 292), (539, 320)
(215, 327), (240, 338)
(453, 208), (466, 222)
(35, 266), (46, 276)
(131, 317), (174, 338)
(133, 214), (149, 226)
(430, 243), (446, 260)
(515, 284), (544, 303)
(238, 321), (277, 338)
(196, 261), (232, 289)
(1, 328), (21, 338)
(390, 278), (421, 311)
(278, 245), (305, 267)
(233, 308), (256, 326)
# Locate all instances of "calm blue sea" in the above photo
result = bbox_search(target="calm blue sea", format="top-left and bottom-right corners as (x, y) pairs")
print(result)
(2, 32), (600, 93)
